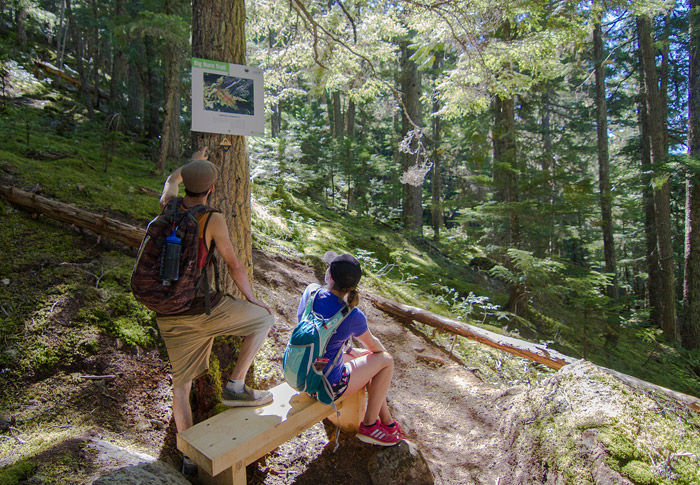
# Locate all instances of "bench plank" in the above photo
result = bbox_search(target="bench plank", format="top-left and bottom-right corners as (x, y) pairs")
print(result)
(177, 382), (365, 479)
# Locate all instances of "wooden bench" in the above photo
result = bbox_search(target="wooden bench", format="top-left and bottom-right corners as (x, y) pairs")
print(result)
(177, 382), (366, 484)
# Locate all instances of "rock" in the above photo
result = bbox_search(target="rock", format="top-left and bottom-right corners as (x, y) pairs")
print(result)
(86, 438), (189, 484)
(367, 440), (434, 485)
(1, 163), (18, 173)
(149, 419), (166, 430)
(134, 416), (151, 432)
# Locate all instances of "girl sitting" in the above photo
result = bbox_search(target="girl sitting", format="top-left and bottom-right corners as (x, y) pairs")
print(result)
(296, 251), (405, 446)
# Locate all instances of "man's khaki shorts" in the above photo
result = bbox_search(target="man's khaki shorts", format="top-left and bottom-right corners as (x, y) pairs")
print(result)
(155, 296), (274, 387)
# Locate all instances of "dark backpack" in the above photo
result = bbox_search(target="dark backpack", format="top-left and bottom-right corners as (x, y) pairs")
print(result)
(130, 198), (218, 315)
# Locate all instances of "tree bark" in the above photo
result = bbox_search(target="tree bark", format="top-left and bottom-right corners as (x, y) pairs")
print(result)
(345, 98), (355, 137)
(156, 43), (183, 174)
(192, 0), (252, 296)
(431, 55), (443, 243)
(56, 0), (67, 70)
(332, 90), (343, 139)
(683, 0), (700, 350)
(271, 101), (281, 138)
(89, 0), (101, 109)
(593, 22), (618, 299)
(16, 3), (26, 48)
(109, 0), (127, 113)
(399, 39), (423, 236)
(144, 35), (161, 140)
(66, 0), (95, 120)
(638, 15), (677, 342)
(154, 46), (182, 173)
(493, 95), (519, 247)
(126, 46), (145, 133)
(637, 45), (661, 327)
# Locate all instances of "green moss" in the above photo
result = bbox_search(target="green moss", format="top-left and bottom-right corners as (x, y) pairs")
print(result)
(620, 461), (655, 484)
(209, 355), (223, 401)
(602, 430), (640, 463)
(0, 460), (38, 484)
(105, 316), (155, 348)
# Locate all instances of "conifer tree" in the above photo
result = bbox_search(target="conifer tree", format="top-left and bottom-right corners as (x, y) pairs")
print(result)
(192, 0), (253, 295)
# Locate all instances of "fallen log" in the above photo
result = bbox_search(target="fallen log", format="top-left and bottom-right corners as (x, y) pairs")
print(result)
(367, 294), (576, 370)
(0, 185), (144, 248)
(367, 294), (700, 412)
(3, 185), (698, 412)
(34, 60), (109, 101)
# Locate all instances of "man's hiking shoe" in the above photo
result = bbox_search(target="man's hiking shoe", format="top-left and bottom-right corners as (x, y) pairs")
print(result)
(357, 420), (401, 446)
(221, 385), (273, 407)
(181, 456), (198, 478)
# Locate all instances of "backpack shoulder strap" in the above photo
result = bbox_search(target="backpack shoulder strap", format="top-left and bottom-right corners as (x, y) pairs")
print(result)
(302, 283), (323, 318)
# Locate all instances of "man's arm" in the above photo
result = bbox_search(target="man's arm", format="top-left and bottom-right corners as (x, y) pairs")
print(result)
(207, 212), (272, 314)
(160, 167), (182, 210)
(159, 148), (209, 209)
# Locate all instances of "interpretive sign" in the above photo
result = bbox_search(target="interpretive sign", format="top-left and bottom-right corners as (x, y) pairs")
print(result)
(191, 58), (264, 136)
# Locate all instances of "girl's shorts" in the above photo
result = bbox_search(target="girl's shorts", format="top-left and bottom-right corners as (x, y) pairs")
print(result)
(330, 363), (351, 400)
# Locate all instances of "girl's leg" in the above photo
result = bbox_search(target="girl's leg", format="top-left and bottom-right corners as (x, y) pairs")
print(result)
(344, 351), (394, 425)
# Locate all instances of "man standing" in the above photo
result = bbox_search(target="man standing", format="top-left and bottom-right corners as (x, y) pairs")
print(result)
(157, 147), (274, 474)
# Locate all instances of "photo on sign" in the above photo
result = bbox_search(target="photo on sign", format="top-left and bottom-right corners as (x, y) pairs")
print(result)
(203, 74), (254, 116)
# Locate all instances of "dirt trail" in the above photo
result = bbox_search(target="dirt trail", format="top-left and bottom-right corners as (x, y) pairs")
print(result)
(253, 250), (529, 485)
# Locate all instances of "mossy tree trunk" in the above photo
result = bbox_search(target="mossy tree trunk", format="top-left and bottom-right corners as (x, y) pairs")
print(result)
(192, 0), (251, 297)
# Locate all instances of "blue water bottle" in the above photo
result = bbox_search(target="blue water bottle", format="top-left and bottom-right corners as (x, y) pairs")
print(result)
(160, 230), (182, 285)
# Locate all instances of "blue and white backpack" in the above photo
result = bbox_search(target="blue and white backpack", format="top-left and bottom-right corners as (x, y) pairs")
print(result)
(283, 283), (350, 405)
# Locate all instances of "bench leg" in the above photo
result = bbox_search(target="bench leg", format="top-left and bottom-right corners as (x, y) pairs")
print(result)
(197, 461), (246, 485)
(329, 388), (366, 434)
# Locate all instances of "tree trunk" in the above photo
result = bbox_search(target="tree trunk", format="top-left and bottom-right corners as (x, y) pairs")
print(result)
(493, 96), (519, 247)
(144, 35), (161, 140)
(638, 15), (676, 341)
(109, 0), (126, 113)
(399, 39), (423, 236)
(431, 56), (442, 243)
(683, 0), (700, 350)
(593, 22), (618, 299)
(541, 89), (555, 256)
(156, 43), (182, 174)
(16, 3), (26, 48)
(90, 0), (101, 109)
(345, 98), (355, 137)
(56, 0), (66, 70)
(332, 91), (343, 140)
(126, 48), (144, 134)
(271, 101), (281, 138)
(637, 68), (661, 327)
(192, 0), (252, 295)
(66, 0), (95, 120)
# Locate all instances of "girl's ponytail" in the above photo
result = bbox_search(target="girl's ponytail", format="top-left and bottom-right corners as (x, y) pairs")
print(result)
(345, 288), (360, 309)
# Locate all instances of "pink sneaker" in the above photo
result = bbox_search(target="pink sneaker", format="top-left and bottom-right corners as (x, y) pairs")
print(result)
(382, 420), (407, 439)
(357, 420), (401, 446)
